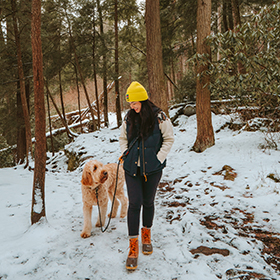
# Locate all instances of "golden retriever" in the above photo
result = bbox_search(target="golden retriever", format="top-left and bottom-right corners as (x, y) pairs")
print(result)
(80, 160), (128, 238)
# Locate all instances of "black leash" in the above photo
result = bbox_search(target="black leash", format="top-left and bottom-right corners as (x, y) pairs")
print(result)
(95, 160), (121, 233)
(96, 136), (140, 233)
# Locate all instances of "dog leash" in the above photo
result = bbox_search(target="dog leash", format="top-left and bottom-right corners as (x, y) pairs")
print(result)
(96, 135), (140, 233)
(118, 135), (140, 163)
(95, 159), (121, 233)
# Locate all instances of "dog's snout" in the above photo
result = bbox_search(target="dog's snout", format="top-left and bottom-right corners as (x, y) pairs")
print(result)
(103, 171), (107, 176)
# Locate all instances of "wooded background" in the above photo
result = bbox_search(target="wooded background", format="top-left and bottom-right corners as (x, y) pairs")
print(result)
(0, 0), (279, 168)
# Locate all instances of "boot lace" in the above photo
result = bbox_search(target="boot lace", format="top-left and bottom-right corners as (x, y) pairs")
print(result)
(128, 239), (138, 257)
(142, 228), (151, 244)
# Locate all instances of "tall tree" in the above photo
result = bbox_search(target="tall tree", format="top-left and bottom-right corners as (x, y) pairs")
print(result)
(231, 0), (241, 27)
(16, 82), (26, 164)
(31, 0), (46, 224)
(145, 0), (168, 113)
(222, 0), (234, 32)
(45, 82), (75, 139)
(96, 0), (109, 127)
(66, 13), (96, 131)
(92, 7), (101, 129)
(11, 0), (32, 166)
(114, 0), (122, 127)
(231, 0), (245, 74)
(193, 0), (215, 152)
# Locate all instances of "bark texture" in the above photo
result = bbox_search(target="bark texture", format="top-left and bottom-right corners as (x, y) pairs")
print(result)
(193, 0), (215, 153)
(31, 0), (46, 224)
(145, 0), (168, 113)
(11, 0), (32, 165)
(115, 0), (122, 127)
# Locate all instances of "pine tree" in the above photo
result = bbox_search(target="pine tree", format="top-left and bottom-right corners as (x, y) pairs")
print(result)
(193, 0), (215, 153)
(145, 0), (167, 112)
(31, 0), (46, 224)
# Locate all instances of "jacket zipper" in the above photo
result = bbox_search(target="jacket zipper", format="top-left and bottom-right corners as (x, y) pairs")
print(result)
(142, 138), (147, 182)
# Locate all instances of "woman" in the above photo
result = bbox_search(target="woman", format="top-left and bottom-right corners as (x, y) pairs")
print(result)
(119, 81), (174, 270)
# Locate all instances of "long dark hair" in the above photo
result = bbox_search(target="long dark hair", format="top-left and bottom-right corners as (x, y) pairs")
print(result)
(126, 100), (161, 141)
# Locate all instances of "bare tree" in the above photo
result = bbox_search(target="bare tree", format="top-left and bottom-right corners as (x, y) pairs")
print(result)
(193, 0), (215, 153)
(46, 88), (55, 156)
(145, 0), (168, 113)
(66, 14), (96, 131)
(73, 64), (83, 133)
(31, 0), (46, 224)
(11, 0), (32, 167)
(45, 82), (75, 139)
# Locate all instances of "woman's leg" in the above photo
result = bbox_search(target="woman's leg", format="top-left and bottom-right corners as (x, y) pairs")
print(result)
(125, 171), (143, 236)
(142, 171), (162, 228)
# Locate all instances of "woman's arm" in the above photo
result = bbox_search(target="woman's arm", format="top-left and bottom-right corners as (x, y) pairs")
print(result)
(157, 116), (174, 163)
(119, 121), (128, 154)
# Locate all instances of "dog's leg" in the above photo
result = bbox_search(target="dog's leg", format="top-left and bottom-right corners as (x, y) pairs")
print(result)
(95, 197), (108, 227)
(81, 203), (93, 238)
(107, 189), (119, 218)
(119, 194), (128, 218)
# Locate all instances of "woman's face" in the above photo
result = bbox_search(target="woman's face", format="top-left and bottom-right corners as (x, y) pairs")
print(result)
(129, 101), (142, 113)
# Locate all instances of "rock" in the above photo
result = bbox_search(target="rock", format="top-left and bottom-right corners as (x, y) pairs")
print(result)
(183, 105), (196, 116)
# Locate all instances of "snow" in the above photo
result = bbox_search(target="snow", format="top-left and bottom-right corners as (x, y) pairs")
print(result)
(1, 112), (280, 280)
(33, 187), (43, 214)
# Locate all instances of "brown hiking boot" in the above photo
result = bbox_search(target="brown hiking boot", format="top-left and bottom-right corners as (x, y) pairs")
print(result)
(126, 237), (139, 270)
(141, 227), (153, 255)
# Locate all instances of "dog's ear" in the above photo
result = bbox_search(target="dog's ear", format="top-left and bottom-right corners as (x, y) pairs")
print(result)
(81, 170), (93, 186)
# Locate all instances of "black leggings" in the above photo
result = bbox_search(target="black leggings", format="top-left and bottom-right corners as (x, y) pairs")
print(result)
(125, 168), (162, 236)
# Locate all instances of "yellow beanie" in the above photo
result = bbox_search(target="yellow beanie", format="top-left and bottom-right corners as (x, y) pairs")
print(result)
(126, 81), (148, 102)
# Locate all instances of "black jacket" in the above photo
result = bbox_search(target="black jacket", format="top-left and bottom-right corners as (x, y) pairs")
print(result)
(123, 115), (166, 177)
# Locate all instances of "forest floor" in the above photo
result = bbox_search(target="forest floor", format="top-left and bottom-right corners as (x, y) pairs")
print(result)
(1, 111), (280, 280)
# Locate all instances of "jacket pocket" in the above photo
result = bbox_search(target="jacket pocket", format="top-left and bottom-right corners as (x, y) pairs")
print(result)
(145, 149), (162, 173)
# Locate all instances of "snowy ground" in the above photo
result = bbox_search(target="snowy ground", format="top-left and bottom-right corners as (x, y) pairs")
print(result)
(1, 111), (280, 280)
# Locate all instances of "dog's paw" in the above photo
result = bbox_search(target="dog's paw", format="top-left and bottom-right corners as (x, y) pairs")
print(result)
(120, 213), (127, 219)
(95, 222), (101, 227)
(80, 231), (91, 238)
(108, 213), (116, 218)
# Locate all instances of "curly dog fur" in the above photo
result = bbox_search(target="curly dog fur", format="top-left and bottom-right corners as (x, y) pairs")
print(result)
(80, 160), (128, 238)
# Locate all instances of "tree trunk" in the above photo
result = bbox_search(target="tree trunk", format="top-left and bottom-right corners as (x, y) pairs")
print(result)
(222, 0), (228, 32)
(59, 70), (66, 121)
(45, 82), (75, 139)
(92, 8), (100, 129)
(193, 0), (215, 153)
(0, 7), (5, 48)
(223, 0), (235, 31)
(11, 0), (32, 166)
(58, 29), (66, 121)
(231, 0), (241, 27)
(64, 13), (96, 131)
(31, 0), (46, 224)
(145, 0), (168, 113)
(16, 86), (26, 164)
(227, 0), (234, 30)
(97, 0), (109, 127)
(46, 87), (54, 156)
(102, 58), (109, 127)
(74, 64), (83, 133)
(115, 0), (122, 127)
(231, 0), (245, 74)
(217, 3), (222, 61)
(69, 35), (96, 131)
